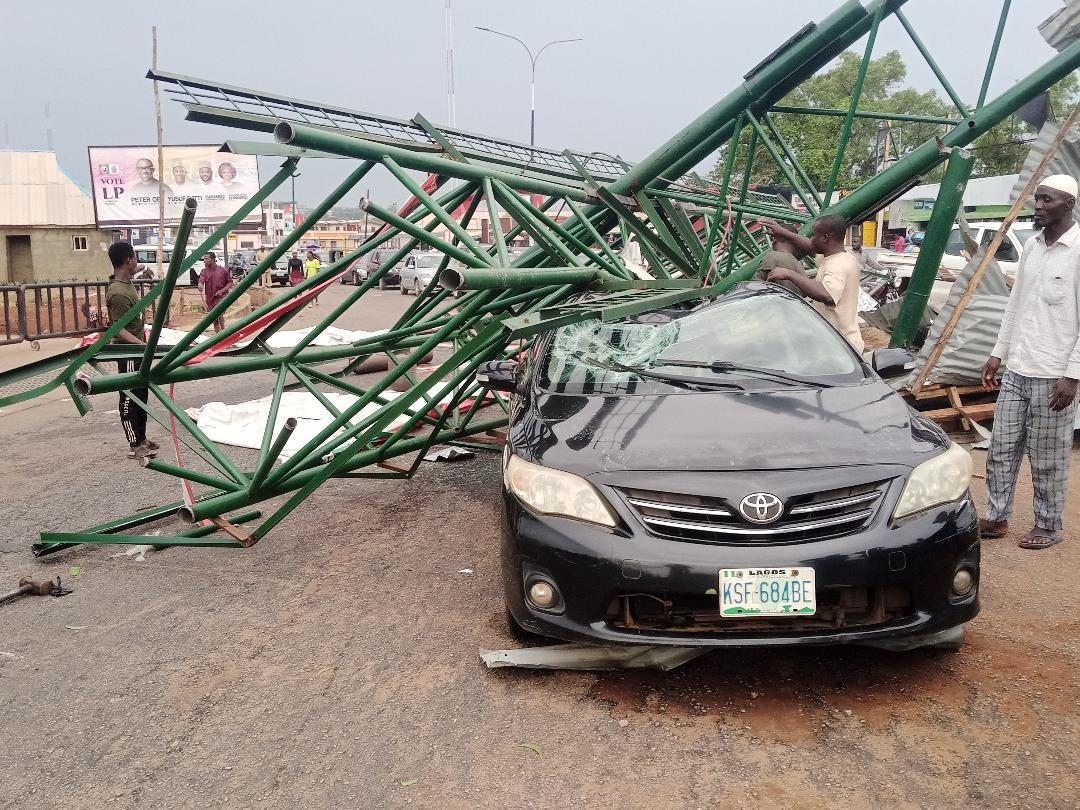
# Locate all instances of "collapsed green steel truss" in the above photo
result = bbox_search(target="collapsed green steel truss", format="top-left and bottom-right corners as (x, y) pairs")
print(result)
(5, 0), (1079, 554)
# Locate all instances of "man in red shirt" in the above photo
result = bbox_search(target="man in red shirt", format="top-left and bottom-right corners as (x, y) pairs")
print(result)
(198, 251), (233, 333)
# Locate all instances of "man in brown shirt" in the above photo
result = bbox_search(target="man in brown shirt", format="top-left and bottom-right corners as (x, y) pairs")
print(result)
(105, 242), (158, 459)
(198, 251), (233, 333)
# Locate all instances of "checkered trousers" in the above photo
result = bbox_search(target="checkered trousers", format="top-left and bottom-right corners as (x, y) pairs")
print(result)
(986, 370), (1078, 530)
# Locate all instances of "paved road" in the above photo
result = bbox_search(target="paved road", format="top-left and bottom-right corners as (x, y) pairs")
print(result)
(1, 284), (1079, 808)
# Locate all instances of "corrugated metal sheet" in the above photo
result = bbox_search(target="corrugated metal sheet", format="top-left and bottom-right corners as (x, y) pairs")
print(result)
(1010, 2), (1080, 208)
(1040, 1), (1080, 51)
(903, 242), (1010, 388)
(0, 150), (97, 227)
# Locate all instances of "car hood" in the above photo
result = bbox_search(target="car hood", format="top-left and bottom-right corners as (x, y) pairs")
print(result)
(513, 380), (946, 475)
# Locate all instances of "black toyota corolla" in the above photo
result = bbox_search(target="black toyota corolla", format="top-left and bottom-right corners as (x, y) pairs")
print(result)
(476, 282), (979, 649)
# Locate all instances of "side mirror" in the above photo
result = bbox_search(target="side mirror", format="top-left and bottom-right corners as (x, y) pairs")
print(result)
(476, 360), (520, 393)
(871, 347), (914, 379)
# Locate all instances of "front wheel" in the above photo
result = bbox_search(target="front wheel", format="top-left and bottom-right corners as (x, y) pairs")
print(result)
(379, 277), (388, 290)
(400, 281), (409, 295)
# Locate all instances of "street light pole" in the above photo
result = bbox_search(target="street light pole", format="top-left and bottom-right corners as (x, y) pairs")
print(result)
(475, 27), (582, 146)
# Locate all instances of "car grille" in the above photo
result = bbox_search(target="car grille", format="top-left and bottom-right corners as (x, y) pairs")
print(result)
(606, 586), (912, 633)
(621, 481), (886, 544)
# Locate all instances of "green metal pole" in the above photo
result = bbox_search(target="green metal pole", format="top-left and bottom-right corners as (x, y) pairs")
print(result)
(889, 148), (974, 347)
(443, 267), (600, 290)
(382, 159), (492, 264)
(360, 198), (487, 268)
(148, 383), (247, 486)
(760, 113), (823, 209)
(248, 417), (297, 493)
(275, 121), (590, 202)
(746, 116), (820, 216)
(725, 127), (758, 274)
(978, 0), (1012, 109)
(142, 458), (245, 492)
(824, 4), (883, 205)
(483, 179), (511, 266)
(769, 105), (961, 127)
(140, 197), (197, 375)
(886, 11), (970, 116)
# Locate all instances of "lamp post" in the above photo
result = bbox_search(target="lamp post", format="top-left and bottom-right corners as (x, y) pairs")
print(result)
(475, 27), (582, 146)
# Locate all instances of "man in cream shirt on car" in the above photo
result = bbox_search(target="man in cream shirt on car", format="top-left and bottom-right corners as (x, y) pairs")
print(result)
(758, 214), (864, 353)
(981, 174), (1080, 550)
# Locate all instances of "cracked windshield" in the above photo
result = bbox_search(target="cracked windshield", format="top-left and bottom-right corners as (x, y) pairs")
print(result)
(540, 294), (861, 394)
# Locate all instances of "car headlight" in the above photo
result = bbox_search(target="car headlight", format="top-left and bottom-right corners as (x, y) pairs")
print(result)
(893, 443), (972, 520)
(505, 453), (618, 528)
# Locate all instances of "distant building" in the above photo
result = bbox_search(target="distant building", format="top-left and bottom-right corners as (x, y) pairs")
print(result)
(886, 173), (1032, 236)
(0, 151), (115, 282)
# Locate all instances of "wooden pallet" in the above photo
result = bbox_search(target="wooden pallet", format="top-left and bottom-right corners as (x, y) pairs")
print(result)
(902, 384), (997, 434)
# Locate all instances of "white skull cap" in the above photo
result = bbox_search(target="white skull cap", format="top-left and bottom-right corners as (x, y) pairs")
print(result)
(1039, 173), (1078, 198)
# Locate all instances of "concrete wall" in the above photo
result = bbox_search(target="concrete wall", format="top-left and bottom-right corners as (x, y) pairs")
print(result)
(0, 227), (114, 283)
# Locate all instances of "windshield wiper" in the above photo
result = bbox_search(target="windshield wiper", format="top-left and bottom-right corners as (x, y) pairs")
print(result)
(657, 359), (830, 388)
(581, 356), (745, 391)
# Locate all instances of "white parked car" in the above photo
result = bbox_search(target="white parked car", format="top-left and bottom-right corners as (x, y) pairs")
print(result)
(399, 252), (465, 298)
(874, 222), (1035, 311)
(133, 245), (206, 286)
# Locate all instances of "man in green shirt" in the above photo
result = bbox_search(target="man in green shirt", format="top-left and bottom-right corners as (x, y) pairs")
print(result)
(106, 242), (158, 460)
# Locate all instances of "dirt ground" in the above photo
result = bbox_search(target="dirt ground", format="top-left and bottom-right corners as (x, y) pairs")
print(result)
(1, 285), (1079, 809)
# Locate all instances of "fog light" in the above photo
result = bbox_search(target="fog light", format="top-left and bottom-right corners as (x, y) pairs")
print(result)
(528, 580), (557, 608)
(952, 568), (974, 596)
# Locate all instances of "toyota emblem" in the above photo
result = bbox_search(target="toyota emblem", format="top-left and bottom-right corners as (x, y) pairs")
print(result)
(739, 492), (784, 524)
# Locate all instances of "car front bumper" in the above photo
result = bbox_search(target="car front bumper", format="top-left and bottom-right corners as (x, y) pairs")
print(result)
(502, 491), (979, 648)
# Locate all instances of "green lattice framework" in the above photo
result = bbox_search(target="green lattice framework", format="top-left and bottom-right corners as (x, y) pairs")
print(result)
(5, 0), (1079, 553)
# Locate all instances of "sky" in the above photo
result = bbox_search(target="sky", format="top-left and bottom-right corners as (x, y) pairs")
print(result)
(2, 0), (1070, 211)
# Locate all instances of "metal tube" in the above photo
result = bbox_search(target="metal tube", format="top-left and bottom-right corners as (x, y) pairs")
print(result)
(483, 178), (510, 266)
(746, 116), (820, 216)
(769, 104), (960, 126)
(275, 121), (589, 202)
(248, 417), (297, 493)
(889, 148), (973, 347)
(148, 383), (247, 486)
(893, 11), (970, 116)
(760, 113), (824, 209)
(824, 3), (883, 204)
(978, 0), (1012, 109)
(383, 158), (492, 264)
(140, 197), (197, 375)
(360, 197), (487, 268)
(441, 267), (599, 290)
(142, 458), (246, 492)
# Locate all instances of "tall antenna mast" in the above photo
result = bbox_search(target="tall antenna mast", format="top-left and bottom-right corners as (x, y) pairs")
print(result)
(445, 0), (457, 126)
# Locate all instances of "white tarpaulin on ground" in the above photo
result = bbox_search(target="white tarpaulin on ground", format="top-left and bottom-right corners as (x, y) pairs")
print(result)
(187, 375), (470, 460)
(82, 325), (385, 349)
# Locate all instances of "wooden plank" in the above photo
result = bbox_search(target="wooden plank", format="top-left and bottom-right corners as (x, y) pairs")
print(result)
(921, 401), (996, 424)
(209, 516), (254, 548)
(946, 387), (971, 431)
(907, 383), (987, 401)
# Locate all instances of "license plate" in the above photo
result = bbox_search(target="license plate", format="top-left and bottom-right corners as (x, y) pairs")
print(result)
(719, 567), (816, 617)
